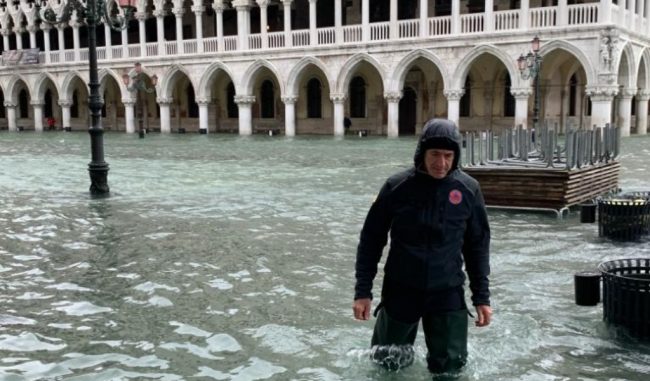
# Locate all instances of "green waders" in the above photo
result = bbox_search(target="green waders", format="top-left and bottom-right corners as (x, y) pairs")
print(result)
(370, 307), (468, 374)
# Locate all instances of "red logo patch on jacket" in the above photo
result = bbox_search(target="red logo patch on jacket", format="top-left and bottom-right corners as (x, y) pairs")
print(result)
(449, 189), (463, 205)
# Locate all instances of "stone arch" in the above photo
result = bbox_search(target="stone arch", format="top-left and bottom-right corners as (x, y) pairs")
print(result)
(60, 71), (87, 101)
(240, 59), (285, 97)
(159, 64), (196, 100)
(637, 48), (650, 89)
(197, 61), (237, 100)
(538, 40), (596, 86)
(453, 45), (519, 90)
(336, 53), (386, 95)
(390, 49), (450, 93)
(32, 72), (60, 102)
(615, 42), (637, 89)
(286, 56), (333, 96)
(5, 74), (31, 104)
(98, 68), (128, 99)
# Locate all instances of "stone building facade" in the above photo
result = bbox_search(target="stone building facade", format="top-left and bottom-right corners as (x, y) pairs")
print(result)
(0, 0), (648, 137)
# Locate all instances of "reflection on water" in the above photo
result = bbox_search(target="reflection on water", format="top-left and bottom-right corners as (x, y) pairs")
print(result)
(0, 132), (649, 380)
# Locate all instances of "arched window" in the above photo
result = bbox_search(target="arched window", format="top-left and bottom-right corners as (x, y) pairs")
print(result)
(307, 78), (322, 118)
(227, 82), (238, 118)
(569, 74), (578, 116)
(460, 77), (471, 117)
(45, 89), (53, 118)
(504, 74), (515, 117)
(71, 91), (79, 118)
(187, 85), (199, 118)
(19, 89), (29, 118)
(350, 76), (366, 118)
(261, 80), (275, 118)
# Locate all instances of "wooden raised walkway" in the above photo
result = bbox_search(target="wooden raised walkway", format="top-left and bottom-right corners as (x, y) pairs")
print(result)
(463, 161), (620, 212)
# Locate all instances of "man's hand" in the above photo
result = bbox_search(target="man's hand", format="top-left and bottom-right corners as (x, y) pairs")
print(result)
(353, 298), (372, 320)
(475, 304), (492, 327)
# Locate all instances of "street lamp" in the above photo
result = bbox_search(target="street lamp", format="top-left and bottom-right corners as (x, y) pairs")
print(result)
(122, 63), (158, 138)
(37, 0), (137, 195)
(518, 36), (543, 129)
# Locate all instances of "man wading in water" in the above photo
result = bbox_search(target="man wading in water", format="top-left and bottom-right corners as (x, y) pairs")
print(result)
(353, 118), (492, 374)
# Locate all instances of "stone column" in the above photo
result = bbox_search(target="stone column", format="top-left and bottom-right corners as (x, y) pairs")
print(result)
(586, 86), (617, 129)
(385, 92), (401, 138)
(620, 0), (627, 25)
(521, 0), (530, 30)
(71, 17), (80, 61)
(31, 101), (44, 132)
(362, 0), (369, 41)
(59, 100), (72, 130)
(137, 12), (147, 57)
(192, 2), (205, 53)
(213, 1), (225, 51)
(558, 0), (568, 26)
(233, 0), (252, 50)
(121, 25), (129, 58)
(309, 0), (317, 45)
(158, 98), (173, 133)
(282, 0), (293, 47)
(444, 89), (464, 128)
(451, 0), (460, 34)
(1, 29), (9, 53)
(282, 96), (297, 136)
(154, 10), (165, 55)
(14, 26), (23, 50)
(485, 0), (494, 32)
(330, 94), (346, 137)
(104, 22), (112, 59)
(635, 91), (650, 135)
(235, 95), (255, 135)
(57, 25), (65, 52)
(198, 98), (210, 133)
(4, 102), (17, 131)
(639, 0), (646, 34)
(629, 0), (637, 29)
(27, 25), (37, 48)
(257, 0), (269, 49)
(335, 0), (342, 43)
(174, 7), (185, 54)
(617, 88), (635, 137)
(389, 0), (398, 39)
(511, 88), (532, 129)
(41, 24), (51, 63)
(419, 0), (428, 37)
(122, 99), (136, 133)
(599, 0), (611, 24)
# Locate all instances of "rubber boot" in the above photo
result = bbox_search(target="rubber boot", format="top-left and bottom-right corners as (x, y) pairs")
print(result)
(422, 309), (468, 374)
(369, 307), (418, 371)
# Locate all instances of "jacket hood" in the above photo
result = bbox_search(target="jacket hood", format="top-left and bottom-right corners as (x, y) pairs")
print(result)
(413, 119), (462, 172)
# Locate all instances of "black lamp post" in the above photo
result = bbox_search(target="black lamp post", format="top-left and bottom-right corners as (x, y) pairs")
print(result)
(38, 0), (137, 195)
(518, 36), (542, 129)
(122, 63), (158, 139)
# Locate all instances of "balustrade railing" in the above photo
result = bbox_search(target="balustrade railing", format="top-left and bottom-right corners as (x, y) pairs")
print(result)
(429, 16), (452, 36)
(164, 41), (177, 56)
(183, 40), (197, 54)
(343, 25), (362, 43)
(79, 49), (88, 61)
(495, 10), (519, 31)
(204, 37), (218, 53)
(111, 46), (123, 59)
(145, 42), (158, 57)
(318, 27), (336, 45)
(461, 13), (484, 33)
(268, 31), (285, 48)
(370, 21), (389, 41)
(128, 45), (140, 58)
(292, 30), (310, 47)
(224, 36), (237, 51)
(249, 34), (262, 50)
(568, 4), (598, 25)
(96, 48), (106, 60)
(64, 50), (75, 62)
(530, 6), (557, 28)
(399, 19), (419, 39)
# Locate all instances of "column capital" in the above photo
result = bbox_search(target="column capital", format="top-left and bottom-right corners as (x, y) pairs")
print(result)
(58, 100), (73, 107)
(234, 95), (256, 105)
(40, 23), (52, 32)
(173, 8), (185, 17)
(256, 0), (270, 6)
(3, 101), (17, 108)
(384, 92), (402, 102)
(212, 0), (228, 12)
(585, 86), (618, 102)
(13, 26), (24, 34)
(281, 0), (294, 6)
(157, 97), (174, 105)
(281, 95), (298, 104)
(56, 24), (66, 32)
(135, 12), (148, 21)
(121, 98), (136, 106)
(153, 9), (166, 18)
(329, 93), (347, 103)
(26, 25), (38, 34)
(443, 89), (465, 101)
(232, 0), (253, 10)
(637, 90), (650, 101)
(191, 5), (205, 14)
(30, 100), (44, 107)
(197, 97), (211, 105)
(510, 88), (533, 99)
(619, 88), (637, 99)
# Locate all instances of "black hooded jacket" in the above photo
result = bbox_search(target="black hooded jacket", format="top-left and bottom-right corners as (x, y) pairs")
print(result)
(354, 119), (491, 306)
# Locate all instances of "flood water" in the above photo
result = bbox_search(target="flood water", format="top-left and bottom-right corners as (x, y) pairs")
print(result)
(1, 131), (649, 380)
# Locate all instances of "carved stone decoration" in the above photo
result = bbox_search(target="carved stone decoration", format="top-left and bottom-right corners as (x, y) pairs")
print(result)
(637, 90), (650, 101)
(196, 97), (211, 105)
(443, 89), (464, 101)
(156, 97), (174, 105)
(384, 91), (402, 102)
(600, 27), (619, 73)
(509, 88), (533, 99)
(619, 88), (637, 99)
(234, 95), (256, 105)
(585, 86), (619, 102)
(3, 101), (17, 108)
(281, 96), (298, 104)
(58, 100), (73, 108)
(329, 93), (347, 103)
